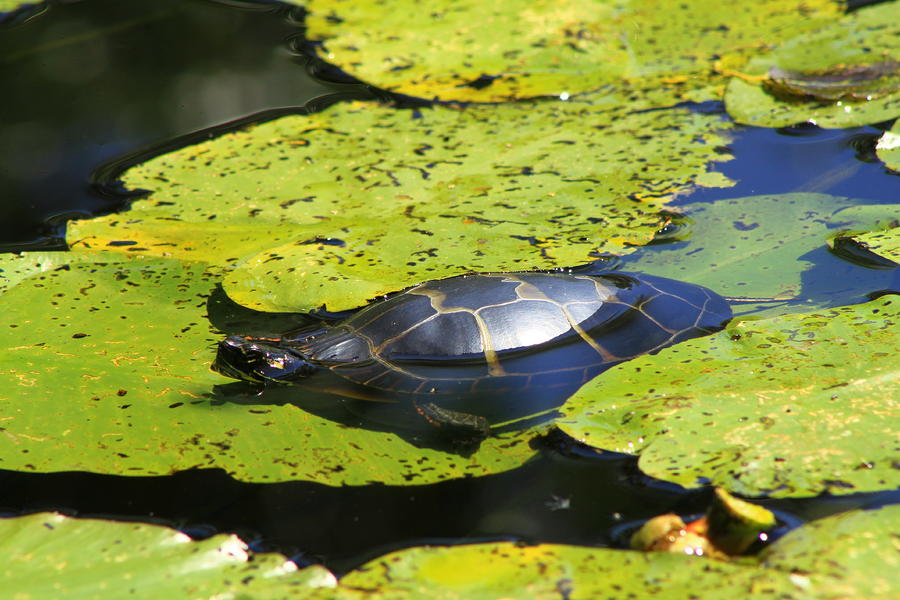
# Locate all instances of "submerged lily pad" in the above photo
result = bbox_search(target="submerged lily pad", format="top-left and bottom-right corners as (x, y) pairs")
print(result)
(304, 0), (840, 103)
(559, 295), (899, 497)
(725, 2), (900, 128)
(336, 504), (900, 598)
(68, 98), (734, 312)
(0, 512), (334, 599)
(620, 193), (898, 314)
(876, 121), (900, 172)
(0, 252), (538, 485)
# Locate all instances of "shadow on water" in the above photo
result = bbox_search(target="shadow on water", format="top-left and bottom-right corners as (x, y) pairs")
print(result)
(2, 435), (898, 574)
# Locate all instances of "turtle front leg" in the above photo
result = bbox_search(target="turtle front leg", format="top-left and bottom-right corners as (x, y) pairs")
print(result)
(413, 399), (491, 442)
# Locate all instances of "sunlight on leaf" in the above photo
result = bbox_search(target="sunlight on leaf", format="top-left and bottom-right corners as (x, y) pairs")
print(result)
(559, 295), (899, 497)
(0, 251), (538, 485)
(68, 98), (734, 312)
(336, 504), (900, 598)
(725, 2), (900, 128)
(303, 0), (840, 104)
(0, 512), (335, 599)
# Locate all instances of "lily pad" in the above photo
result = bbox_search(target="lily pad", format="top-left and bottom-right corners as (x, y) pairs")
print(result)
(0, 251), (538, 485)
(303, 0), (840, 103)
(725, 2), (900, 128)
(825, 203), (900, 267)
(758, 504), (900, 598)
(622, 193), (897, 313)
(0, 512), (335, 599)
(558, 295), (899, 497)
(876, 121), (900, 172)
(0, 1), (37, 13)
(336, 504), (900, 598)
(68, 98), (734, 312)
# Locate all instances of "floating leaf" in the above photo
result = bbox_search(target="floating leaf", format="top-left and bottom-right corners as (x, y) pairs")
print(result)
(0, 252), (538, 485)
(68, 98), (734, 312)
(0, 1), (35, 13)
(559, 295), (899, 497)
(725, 2), (900, 128)
(303, 0), (840, 103)
(758, 504), (900, 598)
(0, 512), (335, 599)
(765, 61), (900, 103)
(621, 193), (897, 313)
(824, 203), (900, 269)
(336, 504), (900, 598)
(306, 0), (630, 102)
(876, 121), (900, 172)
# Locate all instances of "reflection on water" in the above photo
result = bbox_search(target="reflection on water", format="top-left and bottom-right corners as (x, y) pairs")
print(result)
(0, 0), (334, 249)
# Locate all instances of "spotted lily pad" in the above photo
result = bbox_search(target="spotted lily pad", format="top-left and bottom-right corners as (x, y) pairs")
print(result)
(825, 203), (900, 268)
(876, 121), (900, 172)
(335, 504), (900, 598)
(0, 251), (538, 485)
(303, 0), (840, 103)
(725, 2), (900, 128)
(68, 98), (734, 312)
(0, 512), (335, 599)
(765, 61), (899, 103)
(620, 193), (897, 314)
(558, 295), (899, 497)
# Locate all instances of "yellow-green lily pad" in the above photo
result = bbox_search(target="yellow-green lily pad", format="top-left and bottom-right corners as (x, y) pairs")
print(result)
(0, 1), (37, 13)
(0, 512), (335, 599)
(558, 295), (900, 497)
(68, 98), (734, 312)
(304, 0), (840, 103)
(335, 504), (900, 598)
(825, 203), (900, 267)
(725, 2), (900, 128)
(0, 251), (538, 485)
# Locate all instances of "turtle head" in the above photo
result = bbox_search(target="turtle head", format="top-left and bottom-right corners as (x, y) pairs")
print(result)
(212, 336), (316, 383)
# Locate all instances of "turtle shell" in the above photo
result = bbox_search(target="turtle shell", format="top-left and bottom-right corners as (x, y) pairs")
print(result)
(279, 271), (732, 404)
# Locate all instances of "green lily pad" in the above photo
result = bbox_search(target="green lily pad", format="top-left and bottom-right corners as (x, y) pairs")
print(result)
(336, 504), (900, 598)
(0, 1), (37, 12)
(0, 251), (538, 485)
(622, 193), (897, 313)
(876, 121), (900, 172)
(725, 2), (900, 128)
(825, 203), (900, 266)
(303, 0), (840, 103)
(758, 504), (900, 598)
(0, 512), (335, 599)
(68, 98), (734, 312)
(558, 295), (899, 497)
(306, 0), (630, 102)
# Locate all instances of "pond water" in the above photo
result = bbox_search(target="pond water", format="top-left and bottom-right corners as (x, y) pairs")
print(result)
(1, 0), (897, 574)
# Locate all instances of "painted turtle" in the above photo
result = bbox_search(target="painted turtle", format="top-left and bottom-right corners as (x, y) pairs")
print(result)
(212, 271), (732, 438)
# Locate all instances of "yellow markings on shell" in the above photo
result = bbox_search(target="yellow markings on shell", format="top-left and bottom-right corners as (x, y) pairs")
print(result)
(411, 286), (508, 376)
(471, 312), (505, 376)
(512, 274), (621, 362)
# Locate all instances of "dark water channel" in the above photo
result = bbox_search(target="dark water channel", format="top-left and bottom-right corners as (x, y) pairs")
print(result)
(1, 0), (898, 574)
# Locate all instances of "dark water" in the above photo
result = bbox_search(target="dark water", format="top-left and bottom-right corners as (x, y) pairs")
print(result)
(0, 0), (337, 250)
(1, 0), (898, 574)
